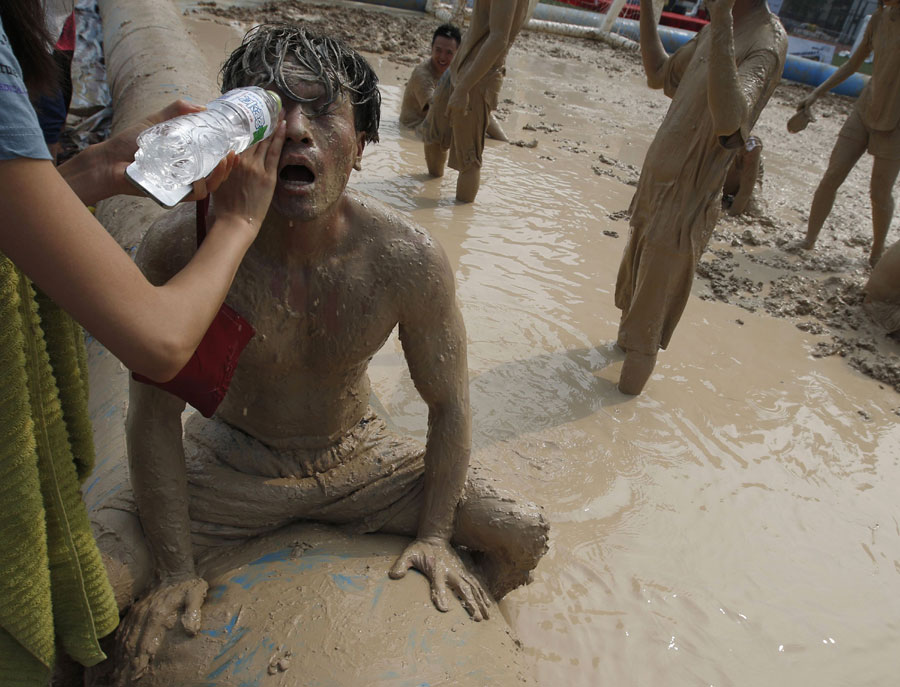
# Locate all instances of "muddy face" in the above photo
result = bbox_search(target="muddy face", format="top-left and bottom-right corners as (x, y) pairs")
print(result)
(430, 35), (458, 76)
(270, 76), (365, 222)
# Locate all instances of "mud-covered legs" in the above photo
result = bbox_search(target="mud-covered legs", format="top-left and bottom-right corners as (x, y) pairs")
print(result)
(804, 134), (866, 250)
(869, 155), (900, 266)
(425, 142), (447, 178)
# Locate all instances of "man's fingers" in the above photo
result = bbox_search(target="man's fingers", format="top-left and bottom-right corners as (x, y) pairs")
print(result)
(181, 582), (208, 636)
(389, 554), (412, 579)
(264, 120), (287, 172)
(431, 578), (451, 613)
(457, 580), (483, 621)
(470, 579), (492, 619)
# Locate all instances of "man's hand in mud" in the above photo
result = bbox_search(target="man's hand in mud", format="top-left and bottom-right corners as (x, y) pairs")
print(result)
(446, 88), (470, 121)
(114, 575), (208, 684)
(389, 536), (491, 621)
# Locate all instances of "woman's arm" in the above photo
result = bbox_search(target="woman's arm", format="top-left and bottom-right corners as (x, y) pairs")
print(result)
(0, 118), (285, 382)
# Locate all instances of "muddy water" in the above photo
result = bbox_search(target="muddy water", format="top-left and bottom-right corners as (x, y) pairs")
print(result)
(181, 11), (900, 686)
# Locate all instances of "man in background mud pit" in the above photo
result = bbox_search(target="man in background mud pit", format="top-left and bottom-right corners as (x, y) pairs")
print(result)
(111, 24), (548, 683)
(400, 23), (507, 141)
(614, 0), (787, 395)
(422, 0), (531, 202)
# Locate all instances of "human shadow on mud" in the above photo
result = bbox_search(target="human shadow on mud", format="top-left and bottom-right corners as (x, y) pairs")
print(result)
(374, 345), (628, 448)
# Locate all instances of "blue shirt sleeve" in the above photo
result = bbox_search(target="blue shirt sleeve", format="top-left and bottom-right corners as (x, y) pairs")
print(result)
(0, 17), (53, 161)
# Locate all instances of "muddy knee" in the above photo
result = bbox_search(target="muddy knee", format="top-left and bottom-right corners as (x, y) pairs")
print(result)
(455, 492), (549, 599)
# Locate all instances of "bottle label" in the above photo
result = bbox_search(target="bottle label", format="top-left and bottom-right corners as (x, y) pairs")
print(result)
(217, 89), (272, 143)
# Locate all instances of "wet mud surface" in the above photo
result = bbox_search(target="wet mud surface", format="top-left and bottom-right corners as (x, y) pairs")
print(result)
(190, 0), (900, 393)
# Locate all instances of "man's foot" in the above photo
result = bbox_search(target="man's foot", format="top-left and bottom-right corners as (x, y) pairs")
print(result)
(869, 246), (884, 268)
(618, 350), (657, 395)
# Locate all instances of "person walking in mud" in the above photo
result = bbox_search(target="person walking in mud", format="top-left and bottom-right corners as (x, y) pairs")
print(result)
(400, 22), (507, 141)
(112, 25), (548, 683)
(613, 0), (787, 395)
(422, 0), (531, 202)
(792, 0), (900, 268)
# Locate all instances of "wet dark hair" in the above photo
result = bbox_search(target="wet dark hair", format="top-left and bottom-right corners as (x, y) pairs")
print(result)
(432, 23), (461, 46)
(0, 0), (59, 96)
(220, 23), (380, 144)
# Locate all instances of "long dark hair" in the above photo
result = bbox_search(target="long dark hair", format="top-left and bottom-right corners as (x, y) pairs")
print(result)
(0, 1), (59, 96)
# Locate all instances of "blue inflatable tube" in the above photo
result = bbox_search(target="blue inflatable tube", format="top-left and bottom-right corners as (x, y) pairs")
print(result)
(353, 0), (428, 11)
(531, 3), (867, 97)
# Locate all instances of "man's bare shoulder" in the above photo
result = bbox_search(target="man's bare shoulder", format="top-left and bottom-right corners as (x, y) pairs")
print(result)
(346, 190), (449, 277)
(134, 204), (197, 286)
(410, 58), (434, 85)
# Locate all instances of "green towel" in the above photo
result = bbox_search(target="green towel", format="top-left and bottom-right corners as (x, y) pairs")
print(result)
(0, 254), (119, 685)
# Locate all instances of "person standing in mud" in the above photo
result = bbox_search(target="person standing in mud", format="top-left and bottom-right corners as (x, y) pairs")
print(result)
(793, 0), (900, 268)
(114, 25), (548, 683)
(422, 0), (531, 202)
(400, 23), (507, 141)
(614, 0), (787, 395)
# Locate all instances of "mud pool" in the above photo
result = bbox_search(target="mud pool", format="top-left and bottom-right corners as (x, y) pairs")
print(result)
(152, 3), (900, 685)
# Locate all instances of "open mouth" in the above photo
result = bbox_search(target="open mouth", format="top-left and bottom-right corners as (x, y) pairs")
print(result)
(279, 164), (315, 185)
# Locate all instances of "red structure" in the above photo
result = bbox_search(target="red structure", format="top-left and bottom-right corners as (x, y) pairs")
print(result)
(555, 0), (710, 32)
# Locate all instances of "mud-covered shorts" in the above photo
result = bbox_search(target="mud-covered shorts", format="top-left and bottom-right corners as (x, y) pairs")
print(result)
(839, 106), (900, 160)
(184, 409), (427, 542)
(423, 67), (504, 172)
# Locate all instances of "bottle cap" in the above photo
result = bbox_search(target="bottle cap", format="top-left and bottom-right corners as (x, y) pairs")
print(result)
(266, 90), (283, 114)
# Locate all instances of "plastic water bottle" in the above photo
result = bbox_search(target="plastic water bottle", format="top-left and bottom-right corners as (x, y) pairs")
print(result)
(126, 87), (282, 207)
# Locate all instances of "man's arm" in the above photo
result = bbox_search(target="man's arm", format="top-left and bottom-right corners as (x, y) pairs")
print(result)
(115, 214), (208, 685)
(447, 0), (521, 118)
(797, 13), (874, 113)
(388, 234), (490, 621)
(639, 0), (669, 88)
(705, 0), (748, 138)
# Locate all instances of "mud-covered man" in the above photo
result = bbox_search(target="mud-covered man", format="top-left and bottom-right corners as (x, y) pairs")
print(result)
(614, 0), (786, 394)
(423, 0), (531, 202)
(114, 24), (548, 682)
(400, 22), (507, 141)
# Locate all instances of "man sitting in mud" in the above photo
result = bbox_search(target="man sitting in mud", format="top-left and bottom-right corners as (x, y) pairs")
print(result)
(400, 23), (507, 141)
(115, 24), (548, 681)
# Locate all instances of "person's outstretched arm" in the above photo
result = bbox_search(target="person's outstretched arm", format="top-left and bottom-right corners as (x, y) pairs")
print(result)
(797, 12), (874, 113)
(0, 117), (285, 382)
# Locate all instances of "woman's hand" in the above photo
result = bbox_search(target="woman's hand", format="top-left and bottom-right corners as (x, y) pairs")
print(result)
(210, 115), (286, 234)
(98, 99), (239, 200)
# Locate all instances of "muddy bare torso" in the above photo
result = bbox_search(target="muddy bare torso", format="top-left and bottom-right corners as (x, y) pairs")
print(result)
(138, 191), (439, 447)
